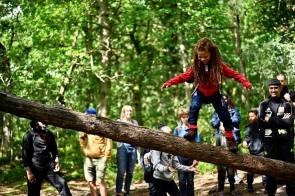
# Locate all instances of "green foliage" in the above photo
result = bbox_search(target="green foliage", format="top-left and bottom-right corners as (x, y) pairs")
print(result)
(197, 162), (216, 175)
(0, 0), (294, 187)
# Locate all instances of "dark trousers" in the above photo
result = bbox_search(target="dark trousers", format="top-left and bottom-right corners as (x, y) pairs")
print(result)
(247, 173), (266, 187)
(189, 91), (233, 131)
(264, 138), (295, 195)
(265, 176), (295, 196)
(177, 157), (194, 196)
(178, 170), (194, 196)
(153, 178), (180, 196)
(148, 183), (157, 196)
(217, 165), (235, 192)
(27, 163), (71, 196)
(247, 153), (265, 188)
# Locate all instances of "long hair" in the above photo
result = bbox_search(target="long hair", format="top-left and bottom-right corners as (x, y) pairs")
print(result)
(193, 38), (222, 84)
(120, 105), (133, 120)
(223, 95), (235, 109)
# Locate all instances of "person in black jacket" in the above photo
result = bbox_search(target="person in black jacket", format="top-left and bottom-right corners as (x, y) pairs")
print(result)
(22, 120), (71, 196)
(259, 79), (295, 196)
(243, 109), (265, 193)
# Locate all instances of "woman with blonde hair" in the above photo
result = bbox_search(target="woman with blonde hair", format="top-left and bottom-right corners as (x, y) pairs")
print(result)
(116, 105), (138, 196)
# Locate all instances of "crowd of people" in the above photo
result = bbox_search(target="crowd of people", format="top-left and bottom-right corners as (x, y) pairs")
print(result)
(21, 37), (294, 196)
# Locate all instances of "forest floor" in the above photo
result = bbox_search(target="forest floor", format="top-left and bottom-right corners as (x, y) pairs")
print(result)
(0, 170), (287, 196)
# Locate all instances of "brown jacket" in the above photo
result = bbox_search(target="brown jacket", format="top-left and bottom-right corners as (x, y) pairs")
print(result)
(79, 133), (112, 158)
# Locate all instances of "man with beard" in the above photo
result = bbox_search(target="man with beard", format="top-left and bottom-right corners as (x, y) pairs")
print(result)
(22, 120), (71, 196)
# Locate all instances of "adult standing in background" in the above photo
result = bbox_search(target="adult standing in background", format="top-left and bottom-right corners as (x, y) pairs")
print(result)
(80, 107), (112, 196)
(243, 109), (265, 193)
(277, 74), (291, 102)
(22, 120), (71, 196)
(116, 105), (138, 196)
(259, 79), (294, 195)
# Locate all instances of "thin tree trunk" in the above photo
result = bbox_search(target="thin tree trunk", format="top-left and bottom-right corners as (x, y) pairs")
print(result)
(0, 112), (3, 158)
(235, 14), (249, 106)
(0, 91), (295, 180)
(178, 33), (191, 102)
(129, 24), (144, 125)
(0, 42), (12, 160)
(57, 31), (80, 105)
(97, 0), (112, 117)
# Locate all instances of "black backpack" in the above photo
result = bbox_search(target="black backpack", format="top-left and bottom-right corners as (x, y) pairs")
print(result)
(143, 151), (162, 183)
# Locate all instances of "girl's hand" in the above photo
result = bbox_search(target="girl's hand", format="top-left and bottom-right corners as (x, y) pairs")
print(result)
(243, 82), (252, 90)
(161, 82), (171, 90)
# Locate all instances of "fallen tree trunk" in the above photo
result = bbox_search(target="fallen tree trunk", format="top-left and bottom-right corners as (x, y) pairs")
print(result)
(0, 91), (294, 180)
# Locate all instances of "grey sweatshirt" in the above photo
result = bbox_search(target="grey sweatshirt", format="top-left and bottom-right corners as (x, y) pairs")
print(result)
(151, 150), (192, 181)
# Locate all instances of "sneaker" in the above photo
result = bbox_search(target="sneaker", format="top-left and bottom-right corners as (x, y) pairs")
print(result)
(217, 191), (224, 196)
(184, 128), (197, 141)
(234, 175), (241, 183)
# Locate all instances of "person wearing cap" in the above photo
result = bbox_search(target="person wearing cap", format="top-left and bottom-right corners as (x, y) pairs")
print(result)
(259, 79), (295, 195)
(173, 108), (199, 196)
(22, 120), (72, 196)
(80, 107), (112, 196)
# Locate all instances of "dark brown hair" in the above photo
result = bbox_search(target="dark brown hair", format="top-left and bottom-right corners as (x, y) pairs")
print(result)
(223, 95), (235, 108)
(193, 38), (222, 84)
(248, 108), (258, 116)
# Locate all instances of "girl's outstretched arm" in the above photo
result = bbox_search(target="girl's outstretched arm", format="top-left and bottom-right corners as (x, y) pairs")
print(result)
(161, 66), (194, 90)
(222, 63), (252, 89)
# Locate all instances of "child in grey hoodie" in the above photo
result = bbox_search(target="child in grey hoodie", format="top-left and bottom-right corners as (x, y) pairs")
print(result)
(150, 125), (196, 196)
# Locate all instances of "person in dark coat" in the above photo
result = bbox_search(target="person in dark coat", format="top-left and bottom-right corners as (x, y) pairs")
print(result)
(243, 109), (265, 193)
(22, 120), (71, 196)
(259, 79), (295, 195)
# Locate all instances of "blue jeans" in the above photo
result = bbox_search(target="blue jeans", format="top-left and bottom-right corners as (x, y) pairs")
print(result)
(189, 91), (233, 131)
(116, 145), (137, 193)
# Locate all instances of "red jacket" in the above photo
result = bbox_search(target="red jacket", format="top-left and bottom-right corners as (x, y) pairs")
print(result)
(164, 62), (252, 97)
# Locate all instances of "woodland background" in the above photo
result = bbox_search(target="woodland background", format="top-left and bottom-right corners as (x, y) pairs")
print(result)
(0, 0), (294, 190)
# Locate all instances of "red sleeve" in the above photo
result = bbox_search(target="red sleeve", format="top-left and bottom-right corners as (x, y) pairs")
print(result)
(222, 63), (252, 89)
(164, 66), (194, 86)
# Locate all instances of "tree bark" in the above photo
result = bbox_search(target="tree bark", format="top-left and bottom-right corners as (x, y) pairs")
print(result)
(97, 0), (112, 117)
(0, 42), (13, 159)
(0, 91), (295, 180)
(234, 14), (249, 107)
